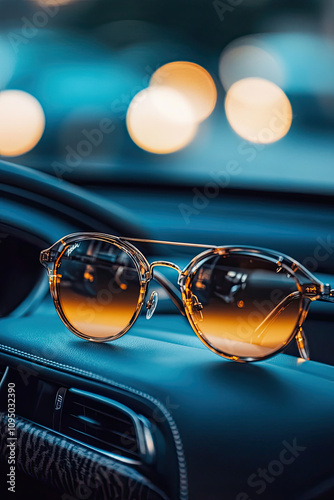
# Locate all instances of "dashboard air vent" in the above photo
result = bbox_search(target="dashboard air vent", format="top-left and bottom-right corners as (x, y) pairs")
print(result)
(60, 388), (155, 464)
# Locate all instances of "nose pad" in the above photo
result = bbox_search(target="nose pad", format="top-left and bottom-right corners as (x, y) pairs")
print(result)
(295, 327), (310, 360)
(146, 291), (159, 320)
(189, 293), (203, 323)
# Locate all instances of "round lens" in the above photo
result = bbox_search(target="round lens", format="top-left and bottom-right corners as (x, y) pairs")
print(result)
(187, 253), (302, 360)
(56, 239), (142, 339)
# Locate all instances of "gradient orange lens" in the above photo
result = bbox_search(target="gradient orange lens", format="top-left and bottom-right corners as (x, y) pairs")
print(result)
(187, 254), (302, 359)
(56, 239), (141, 339)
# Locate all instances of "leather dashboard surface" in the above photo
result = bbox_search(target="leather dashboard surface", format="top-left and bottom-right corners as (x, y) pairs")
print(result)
(0, 312), (334, 500)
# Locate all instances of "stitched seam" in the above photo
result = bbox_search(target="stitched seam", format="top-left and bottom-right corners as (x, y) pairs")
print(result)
(0, 343), (188, 500)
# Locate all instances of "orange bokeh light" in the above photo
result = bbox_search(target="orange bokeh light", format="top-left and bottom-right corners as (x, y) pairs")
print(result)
(150, 61), (217, 122)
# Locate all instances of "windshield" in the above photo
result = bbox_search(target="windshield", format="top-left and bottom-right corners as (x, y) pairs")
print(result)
(0, 0), (333, 194)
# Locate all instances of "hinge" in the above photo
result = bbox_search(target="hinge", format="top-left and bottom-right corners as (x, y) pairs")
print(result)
(301, 284), (323, 297)
(302, 283), (334, 302)
(40, 251), (50, 262)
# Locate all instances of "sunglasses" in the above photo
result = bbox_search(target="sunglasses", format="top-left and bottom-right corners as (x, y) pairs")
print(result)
(40, 232), (334, 363)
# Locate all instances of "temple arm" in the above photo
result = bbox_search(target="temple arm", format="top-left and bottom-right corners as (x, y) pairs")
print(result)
(254, 291), (301, 338)
(254, 284), (334, 345)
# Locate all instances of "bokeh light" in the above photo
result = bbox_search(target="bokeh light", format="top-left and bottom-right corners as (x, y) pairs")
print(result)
(0, 90), (45, 157)
(219, 38), (284, 91)
(126, 86), (198, 154)
(150, 61), (217, 122)
(224, 77), (292, 144)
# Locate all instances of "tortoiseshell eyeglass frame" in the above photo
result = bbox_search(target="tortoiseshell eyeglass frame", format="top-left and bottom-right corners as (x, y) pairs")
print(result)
(40, 232), (334, 363)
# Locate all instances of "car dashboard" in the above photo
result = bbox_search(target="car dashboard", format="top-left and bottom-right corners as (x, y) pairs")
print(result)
(0, 162), (334, 500)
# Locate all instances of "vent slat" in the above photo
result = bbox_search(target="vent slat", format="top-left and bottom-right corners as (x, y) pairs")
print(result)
(72, 401), (133, 425)
(69, 413), (137, 443)
(68, 427), (140, 458)
(70, 407), (134, 436)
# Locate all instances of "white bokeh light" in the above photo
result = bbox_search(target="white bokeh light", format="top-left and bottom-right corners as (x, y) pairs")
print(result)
(126, 86), (198, 154)
(224, 77), (292, 144)
(0, 90), (45, 157)
(219, 37), (285, 91)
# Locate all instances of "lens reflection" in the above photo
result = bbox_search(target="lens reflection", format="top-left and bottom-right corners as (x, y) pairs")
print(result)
(188, 254), (301, 359)
(56, 239), (141, 339)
